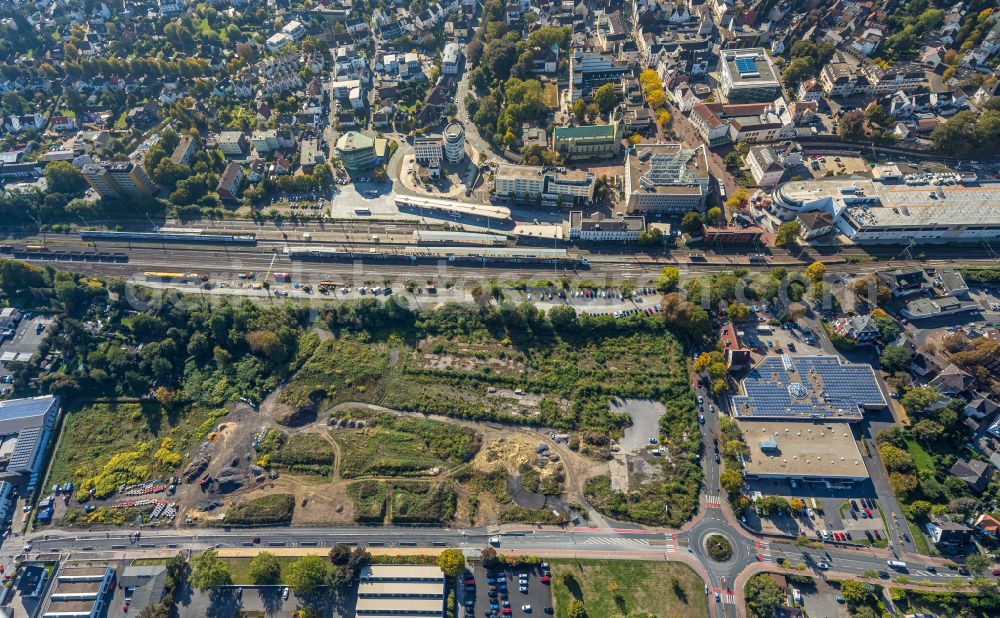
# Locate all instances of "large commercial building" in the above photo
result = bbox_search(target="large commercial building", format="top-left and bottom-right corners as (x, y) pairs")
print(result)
(494, 165), (595, 205)
(731, 355), (886, 422)
(718, 49), (782, 103)
(738, 419), (870, 486)
(0, 395), (60, 490)
(552, 122), (621, 161)
(82, 161), (157, 199)
(568, 51), (631, 102)
(771, 175), (1000, 244)
(623, 143), (711, 214)
(355, 565), (445, 617)
(335, 131), (377, 172)
(41, 565), (116, 618)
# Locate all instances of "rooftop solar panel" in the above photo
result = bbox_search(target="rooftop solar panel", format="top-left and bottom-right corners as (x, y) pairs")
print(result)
(735, 57), (757, 74)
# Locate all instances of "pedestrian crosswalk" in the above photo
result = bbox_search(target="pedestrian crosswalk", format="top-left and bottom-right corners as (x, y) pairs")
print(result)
(704, 494), (721, 508)
(663, 532), (678, 553)
(576, 536), (651, 547)
(712, 588), (736, 604)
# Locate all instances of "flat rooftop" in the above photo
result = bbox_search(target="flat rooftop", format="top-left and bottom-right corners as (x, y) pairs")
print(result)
(732, 355), (886, 420)
(0, 396), (57, 424)
(722, 49), (780, 87)
(775, 177), (1000, 229)
(627, 143), (709, 196)
(739, 419), (869, 480)
(360, 565), (445, 581)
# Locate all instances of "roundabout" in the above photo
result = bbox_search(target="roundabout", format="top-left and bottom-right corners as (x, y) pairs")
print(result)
(705, 533), (734, 562)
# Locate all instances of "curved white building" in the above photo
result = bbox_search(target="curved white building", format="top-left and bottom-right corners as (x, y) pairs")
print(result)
(443, 122), (465, 164)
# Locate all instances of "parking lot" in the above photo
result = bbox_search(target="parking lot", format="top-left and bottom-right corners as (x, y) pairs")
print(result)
(749, 492), (888, 547)
(0, 313), (54, 383)
(461, 562), (554, 617)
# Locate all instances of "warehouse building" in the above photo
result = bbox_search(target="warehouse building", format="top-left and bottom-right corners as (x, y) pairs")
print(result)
(624, 143), (711, 213)
(771, 176), (1000, 244)
(0, 395), (60, 491)
(355, 565), (445, 617)
(738, 419), (870, 486)
(731, 356), (886, 421)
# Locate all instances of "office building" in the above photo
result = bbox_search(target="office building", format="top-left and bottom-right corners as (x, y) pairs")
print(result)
(355, 565), (445, 617)
(568, 211), (644, 241)
(443, 123), (465, 164)
(624, 143), (711, 214)
(335, 131), (376, 171)
(718, 49), (782, 103)
(568, 51), (631, 102)
(494, 165), (595, 205)
(414, 136), (443, 178)
(552, 122), (621, 161)
(82, 161), (156, 199)
(771, 176), (1000, 244)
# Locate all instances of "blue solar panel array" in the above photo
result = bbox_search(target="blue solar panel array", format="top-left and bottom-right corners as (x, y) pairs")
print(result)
(734, 57), (758, 74)
(733, 356), (886, 419)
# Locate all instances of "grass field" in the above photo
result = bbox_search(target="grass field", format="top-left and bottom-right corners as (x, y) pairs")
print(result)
(47, 402), (227, 496)
(257, 430), (337, 475)
(904, 439), (934, 474)
(224, 555), (312, 585)
(549, 559), (707, 618)
(909, 520), (931, 555)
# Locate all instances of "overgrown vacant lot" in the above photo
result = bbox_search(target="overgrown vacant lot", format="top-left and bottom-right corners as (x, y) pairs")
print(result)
(550, 559), (707, 618)
(283, 305), (686, 434)
(256, 430), (337, 476)
(48, 401), (227, 498)
(331, 408), (481, 478)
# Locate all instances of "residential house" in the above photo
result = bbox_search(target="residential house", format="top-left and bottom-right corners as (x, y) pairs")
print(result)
(830, 314), (880, 342)
(930, 364), (975, 397)
(797, 210), (836, 241)
(949, 459), (992, 493)
(925, 520), (972, 548)
(216, 162), (243, 201)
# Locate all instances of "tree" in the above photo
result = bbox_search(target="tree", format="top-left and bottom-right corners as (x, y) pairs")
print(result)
(566, 600), (587, 618)
(879, 443), (915, 473)
(774, 221), (802, 247)
(838, 110), (867, 141)
(646, 89), (666, 110)
(593, 83), (619, 115)
(190, 549), (231, 591)
(682, 211), (704, 235)
(657, 110), (671, 126)
(901, 386), (940, 417)
(44, 161), (87, 195)
(839, 580), (868, 607)
(782, 56), (814, 83)
(548, 305), (577, 332)
(248, 551), (281, 585)
(656, 266), (680, 292)
(805, 262), (826, 282)
(328, 544), (370, 589)
(744, 573), (784, 618)
(437, 549), (466, 577)
(888, 471), (918, 495)
(906, 499), (933, 521)
(965, 552), (992, 576)
(480, 546), (498, 565)
(720, 469), (743, 495)
(878, 345), (910, 373)
(726, 302), (750, 323)
(285, 555), (327, 596)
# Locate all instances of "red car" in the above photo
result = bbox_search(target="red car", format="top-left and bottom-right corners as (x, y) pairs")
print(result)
(864, 508), (873, 518)
(502, 608), (512, 615)
(873, 529), (882, 540)
(992, 569), (1000, 576)
(464, 578), (476, 585)
(541, 576), (550, 584)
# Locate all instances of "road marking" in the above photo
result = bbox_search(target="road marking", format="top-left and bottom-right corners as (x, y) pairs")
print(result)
(664, 533), (678, 553)
(578, 537), (651, 547)
(711, 588), (736, 604)
(704, 495), (721, 508)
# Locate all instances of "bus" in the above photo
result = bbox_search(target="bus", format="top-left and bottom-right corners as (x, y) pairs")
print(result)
(887, 560), (907, 570)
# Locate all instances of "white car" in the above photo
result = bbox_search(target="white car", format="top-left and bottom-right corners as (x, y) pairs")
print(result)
(22, 542), (31, 552)
(521, 605), (532, 613)
(282, 587), (289, 600)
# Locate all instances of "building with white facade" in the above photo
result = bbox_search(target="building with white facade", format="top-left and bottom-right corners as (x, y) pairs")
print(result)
(624, 144), (711, 214)
(569, 212), (645, 241)
(718, 49), (782, 103)
(771, 176), (1000, 244)
(494, 165), (596, 205)
(443, 123), (465, 163)
(442, 42), (462, 75)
